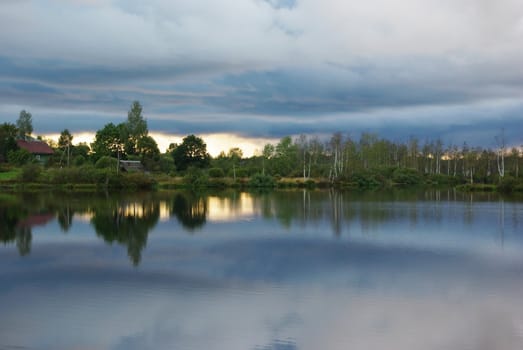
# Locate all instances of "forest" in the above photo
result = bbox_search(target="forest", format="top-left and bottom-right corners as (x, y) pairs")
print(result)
(0, 101), (522, 191)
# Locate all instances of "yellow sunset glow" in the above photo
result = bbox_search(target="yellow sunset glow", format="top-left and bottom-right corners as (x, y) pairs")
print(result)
(43, 132), (277, 157)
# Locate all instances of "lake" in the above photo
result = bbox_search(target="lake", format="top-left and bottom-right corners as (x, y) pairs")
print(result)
(1, 189), (523, 350)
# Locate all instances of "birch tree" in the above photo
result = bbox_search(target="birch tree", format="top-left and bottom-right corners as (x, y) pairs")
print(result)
(495, 129), (506, 178)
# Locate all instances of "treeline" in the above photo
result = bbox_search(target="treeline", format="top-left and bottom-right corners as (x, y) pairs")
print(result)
(255, 132), (520, 183)
(1, 101), (522, 191)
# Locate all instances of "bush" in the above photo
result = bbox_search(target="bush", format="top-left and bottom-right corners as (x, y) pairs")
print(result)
(183, 167), (209, 188)
(73, 155), (86, 167)
(374, 166), (396, 178)
(208, 167), (225, 178)
(228, 168), (248, 178)
(392, 168), (422, 185)
(46, 165), (109, 185)
(347, 170), (384, 188)
(8, 149), (33, 165)
(497, 176), (519, 193)
(95, 156), (117, 169)
(426, 173), (451, 185)
(159, 155), (175, 174)
(109, 172), (156, 190)
(249, 173), (276, 188)
(19, 164), (41, 182)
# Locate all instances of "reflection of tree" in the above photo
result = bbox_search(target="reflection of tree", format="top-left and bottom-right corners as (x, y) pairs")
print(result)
(171, 193), (207, 231)
(0, 201), (33, 256)
(57, 205), (74, 232)
(16, 227), (31, 256)
(91, 200), (160, 266)
(0, 202), (22, 242)
(329, 189), (343, 236)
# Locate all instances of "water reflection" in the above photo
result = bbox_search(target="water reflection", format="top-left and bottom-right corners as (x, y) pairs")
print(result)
(1, 190), (523, 350)
(91, 198), (160, 265)
(171, 192), (207, 230)
(0, 194), (54, 256)
(0, 189), (522, 265)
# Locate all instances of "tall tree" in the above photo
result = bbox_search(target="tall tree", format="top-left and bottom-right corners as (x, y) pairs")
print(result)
(296, 134), (309, 180)
(495, 129), (506, 178)
(227, 147), (243, 180)
(58, 129), (73, 167)
(273, 136), (298, 176)
(330, 132), (343, 179)
(0, 123), (19, 163)
(125, 101), (148, 155)
(261, 143), (275, 175)
(16, 110), (33, 140)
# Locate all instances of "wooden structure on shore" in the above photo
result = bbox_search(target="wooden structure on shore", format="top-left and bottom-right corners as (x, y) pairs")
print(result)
(119, 160), (144, 172)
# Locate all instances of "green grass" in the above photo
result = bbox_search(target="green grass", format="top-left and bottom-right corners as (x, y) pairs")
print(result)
(0, 169), (21, 181)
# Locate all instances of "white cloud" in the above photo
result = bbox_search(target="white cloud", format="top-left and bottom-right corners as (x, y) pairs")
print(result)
(1, 0), (522, 68)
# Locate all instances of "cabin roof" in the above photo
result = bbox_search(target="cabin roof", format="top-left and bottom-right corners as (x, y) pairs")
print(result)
(16, 140), (54, 155)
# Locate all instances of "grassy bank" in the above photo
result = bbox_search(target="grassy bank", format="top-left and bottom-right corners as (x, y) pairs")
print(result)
(2, 164), (522, 193)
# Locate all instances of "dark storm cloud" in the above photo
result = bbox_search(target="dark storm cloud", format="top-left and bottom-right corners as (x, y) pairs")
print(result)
(0, 0), (522, 145)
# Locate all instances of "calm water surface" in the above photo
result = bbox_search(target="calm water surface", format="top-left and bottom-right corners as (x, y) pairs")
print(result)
(1, 189), (523, 350)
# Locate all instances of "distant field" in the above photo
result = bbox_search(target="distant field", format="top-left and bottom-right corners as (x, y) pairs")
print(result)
(0, 169), (20, 181)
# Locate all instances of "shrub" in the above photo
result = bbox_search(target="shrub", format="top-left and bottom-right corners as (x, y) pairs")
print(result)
(19, 164), (41, 183)
(392, 168), (422, 185)
(348, 171), (384, 188)
(208, 167), (225, 178)
(95, 156), (117, 169)
(249, 173), (276, 188)
(159, 155), (175, 174)
(118, 172), (156, 190)
(426, 173), (451, 185)
(8, 149), (33, 165)
(183, 167), (209, 188)
(497, 176), (519, 193)
(228, 168), (248, 178)
(46, 166), (109, 185)
(73, 155), (86, 167)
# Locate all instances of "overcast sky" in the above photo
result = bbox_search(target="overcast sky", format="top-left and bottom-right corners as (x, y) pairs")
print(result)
(1, 0), (522, 150)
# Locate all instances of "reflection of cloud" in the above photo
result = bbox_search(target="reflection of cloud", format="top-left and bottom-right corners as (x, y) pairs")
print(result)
(1, 258), (523, 350)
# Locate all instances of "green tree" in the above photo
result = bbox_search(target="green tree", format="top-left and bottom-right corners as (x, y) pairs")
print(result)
(73, 142), (90, 159)
(172, 135), (210, 171)
(228, 147), (243, 180)
(0, 122), (19, 162)
(228, 147), (243, 160)
(137, 135), (160, 170)
(125, 101), (148, 155)
(262, 143), (275, 175)
(16, 110), (33, 140)
(58, 129), (74, 167)
(58, 129), (73, 148)
(91, 123), (126, 161)
(273, 136), (298, 176)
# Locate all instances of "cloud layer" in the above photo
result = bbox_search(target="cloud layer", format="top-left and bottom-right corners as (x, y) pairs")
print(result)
(1, 0), (523, 146)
